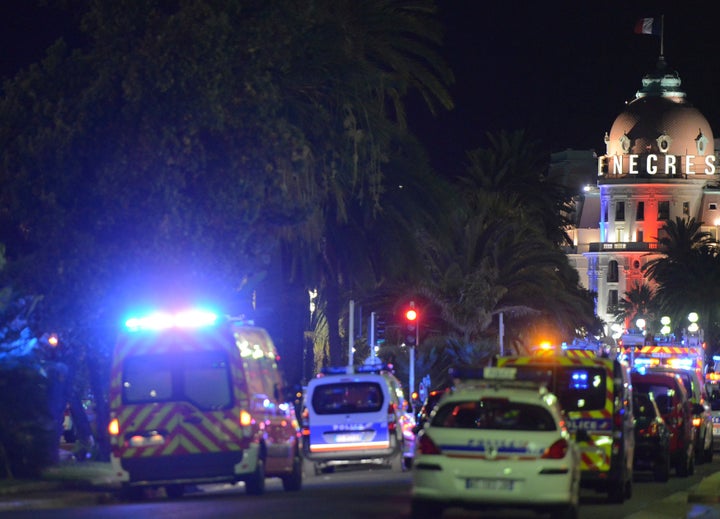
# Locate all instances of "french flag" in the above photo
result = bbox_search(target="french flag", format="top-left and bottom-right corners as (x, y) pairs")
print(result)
(634, 18), (661, 36)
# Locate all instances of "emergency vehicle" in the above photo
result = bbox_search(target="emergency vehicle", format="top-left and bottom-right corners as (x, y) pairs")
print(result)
(497, 348), (634, 503)
(301, 363), (414, 473)
(629, 344), (706, 378)
(108, 309), (302, 498)
(411, 366), (581, 519)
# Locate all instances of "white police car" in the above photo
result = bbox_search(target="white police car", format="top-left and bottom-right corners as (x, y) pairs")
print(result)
(411, 366), (581, 519)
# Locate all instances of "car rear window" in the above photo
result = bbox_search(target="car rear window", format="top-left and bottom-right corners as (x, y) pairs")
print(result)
(431, 400), (556, 431)
(311, 382), (384, 415)
(123, 350), (233, 410)
(511, 365), (608, 412)
(633, 382), (676, 414)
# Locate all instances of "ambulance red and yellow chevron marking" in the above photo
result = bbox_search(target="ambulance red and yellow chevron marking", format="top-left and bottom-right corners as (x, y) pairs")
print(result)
(498, 356), (615, 474)
(637, 345), (697, 356)
(115, 404), (248, 458)
(563, 349), (597, 359)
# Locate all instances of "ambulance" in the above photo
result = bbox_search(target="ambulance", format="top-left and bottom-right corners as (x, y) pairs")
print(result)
(108, 309), (302, 498)
(497, 349), (634, 503)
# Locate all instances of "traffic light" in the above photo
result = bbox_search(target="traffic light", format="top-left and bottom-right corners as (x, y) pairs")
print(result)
(405, 302), (418, 346)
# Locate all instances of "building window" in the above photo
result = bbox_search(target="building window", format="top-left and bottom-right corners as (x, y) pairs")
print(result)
(636, 201), (645, 221)
(710, 203), (717, 211)
(608, 260), (619, 283)
(683, 201), (689, 216)
(607, 289), (619, 314)
(637, 230), (644, 242)
(658, 201), (670, 221)
(615, 202), (625, 221)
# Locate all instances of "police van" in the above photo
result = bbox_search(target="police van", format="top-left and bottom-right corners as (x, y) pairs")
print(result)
(497, 350), (634, 503)
(108, 309), (302, 498)
(302, 363), (414, 473)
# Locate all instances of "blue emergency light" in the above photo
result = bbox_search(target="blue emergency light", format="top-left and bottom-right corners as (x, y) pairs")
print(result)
(124, 309), (219, 331)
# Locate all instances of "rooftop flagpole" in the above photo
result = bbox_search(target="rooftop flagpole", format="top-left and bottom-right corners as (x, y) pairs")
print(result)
(660, 14), (665, 57)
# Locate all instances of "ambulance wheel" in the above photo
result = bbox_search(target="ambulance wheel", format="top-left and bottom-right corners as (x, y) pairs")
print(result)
(165, 484), (185, 499)
(607, 474), (626, 504)
(281, 452), (303, 491)
(245, 458), (266, 495)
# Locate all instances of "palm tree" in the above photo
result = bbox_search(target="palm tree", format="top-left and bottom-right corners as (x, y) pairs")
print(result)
(272, 0), (455, 368)
(643, 217), (720, 349)
(614, 282), (658, 333)
(459, 130), (575, 247)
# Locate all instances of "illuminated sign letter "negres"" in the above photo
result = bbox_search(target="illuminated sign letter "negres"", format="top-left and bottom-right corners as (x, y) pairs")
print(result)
(604, 154), (716, 176)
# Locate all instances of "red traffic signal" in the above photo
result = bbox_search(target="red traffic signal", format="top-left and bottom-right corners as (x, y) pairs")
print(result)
(405, 309), (417, 321)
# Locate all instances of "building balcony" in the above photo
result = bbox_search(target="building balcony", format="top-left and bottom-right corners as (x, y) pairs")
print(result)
(588, 242), (660, 253)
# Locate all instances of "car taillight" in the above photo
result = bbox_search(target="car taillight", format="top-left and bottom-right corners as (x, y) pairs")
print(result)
(541, 439), (569, 459)
(240, 410), (253, 426)
(388, 403), (397, 431)
(417, 433), (441, 455)
(108, 417), (119, 436)
(693, 416), (702, 428)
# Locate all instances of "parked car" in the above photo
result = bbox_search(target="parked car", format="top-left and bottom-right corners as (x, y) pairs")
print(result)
(631, 369), (701, 477)
(632, 390), (671, 481)
(644, 366), (713, 463)
(705, 377), (720, 450)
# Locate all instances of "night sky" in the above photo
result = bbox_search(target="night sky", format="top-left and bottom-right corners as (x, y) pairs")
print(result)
(2, 1), (720, 177)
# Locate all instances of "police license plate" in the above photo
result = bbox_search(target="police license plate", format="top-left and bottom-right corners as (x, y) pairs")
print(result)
(335, 433), (363, 443)
(466, 478), (514, 491)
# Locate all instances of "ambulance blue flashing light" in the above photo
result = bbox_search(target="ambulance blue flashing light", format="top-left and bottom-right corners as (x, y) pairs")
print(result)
(125, 309), (219, 331)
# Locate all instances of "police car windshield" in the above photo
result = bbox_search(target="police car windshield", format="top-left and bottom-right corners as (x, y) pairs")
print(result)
(431, 401), (556, 431)
(122, 351), (233, 410)
(311, 382), (384, 415)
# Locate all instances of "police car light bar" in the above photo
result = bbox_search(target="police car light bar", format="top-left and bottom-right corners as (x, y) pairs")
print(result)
(125, 309), (219, 331)
(321, 364), (392, 376)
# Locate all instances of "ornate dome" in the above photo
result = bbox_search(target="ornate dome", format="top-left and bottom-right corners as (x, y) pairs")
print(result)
(605, 57), (714, 158)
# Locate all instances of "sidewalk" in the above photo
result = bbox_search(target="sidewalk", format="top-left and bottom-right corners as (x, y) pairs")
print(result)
(0, 461), (118, 511)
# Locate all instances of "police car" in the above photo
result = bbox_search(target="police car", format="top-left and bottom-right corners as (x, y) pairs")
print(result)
(411, 367), (581, 519)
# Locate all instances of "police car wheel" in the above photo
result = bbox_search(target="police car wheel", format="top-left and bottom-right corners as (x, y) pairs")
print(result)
(549, 504), (579, 519)
(410, 499), (443, 519)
